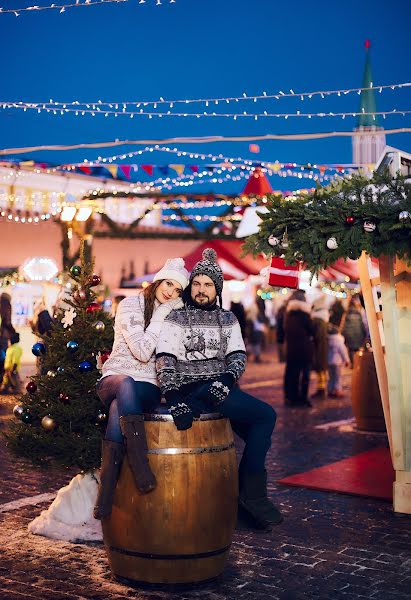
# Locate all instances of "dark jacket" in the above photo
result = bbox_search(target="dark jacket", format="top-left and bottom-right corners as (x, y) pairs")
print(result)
(284, 299), (314, 362)
(342, 307), (366, 351)
(311, 317), (328, 371)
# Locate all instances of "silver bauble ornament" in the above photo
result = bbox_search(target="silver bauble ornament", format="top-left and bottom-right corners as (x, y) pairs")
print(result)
(326, 237), (338, 250)
(94, 321), (105, 333)
(268, 235), (280, 247)
(399, 210), (410, 222)
(363, 220), (376, 233)
(41, 415), (56, 431)
(13, 405), (24, 419)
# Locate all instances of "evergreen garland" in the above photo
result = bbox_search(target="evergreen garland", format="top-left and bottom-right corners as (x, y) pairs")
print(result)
(5, 244), (114, 471)
(243, 171), (411, 276)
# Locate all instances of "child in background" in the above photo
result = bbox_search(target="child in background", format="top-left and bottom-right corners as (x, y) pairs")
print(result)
(0, 332), (23, 394)
(327, 324), (350, 398)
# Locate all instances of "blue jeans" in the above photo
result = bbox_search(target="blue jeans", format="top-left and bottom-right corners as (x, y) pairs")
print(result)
(96, 375), (161, 443)
(183, 384), (277, 475)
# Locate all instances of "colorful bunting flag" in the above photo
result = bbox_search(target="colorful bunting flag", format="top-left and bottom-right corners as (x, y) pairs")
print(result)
(169, 164), (185, 176)
(106, 165), (119, 179)
(189, 165), (199, 173)
(119, 165), (132, 179)
(141, 165), (154, 176)
(79, 166), (92, 175)
(158, 166), (170, 176)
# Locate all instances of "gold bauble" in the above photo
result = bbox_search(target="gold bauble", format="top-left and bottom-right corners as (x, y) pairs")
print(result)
(41, 415), (56, 431)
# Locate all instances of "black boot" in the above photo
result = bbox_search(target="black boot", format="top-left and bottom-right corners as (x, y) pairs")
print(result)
(93, 440), (124, 520)
(119, 415), (157, 493)
(239, 471), (283, 529)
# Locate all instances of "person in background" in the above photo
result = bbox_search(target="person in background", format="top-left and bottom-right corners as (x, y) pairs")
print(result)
(342, 294), (367, 367)
(310, 294), (330, 400)
(0, 293), (15, 383)
(0, 332), (23, 394)
(230, 300), (247, 340)
(275, 300), (288, 363)
(284, 290), (314, 407)
(327, 324), (350, 398)
(329, 299), (345, 328)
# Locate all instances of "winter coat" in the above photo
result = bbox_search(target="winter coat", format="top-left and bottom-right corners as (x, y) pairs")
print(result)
(342, 307), (366, 351)
(284, 299), (314, 362)
(312, 318), (329, 371)
(327, 332), (349, 366)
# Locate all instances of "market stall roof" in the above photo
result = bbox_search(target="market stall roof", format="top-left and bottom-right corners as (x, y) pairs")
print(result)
(123, 240), (267, 287)
(122, 240), (379, 288)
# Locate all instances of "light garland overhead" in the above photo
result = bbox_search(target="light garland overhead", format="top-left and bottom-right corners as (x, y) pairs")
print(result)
(3, 82), (409, 104)
(0, 0), (175, 17)
(2, 128), (411, 156)
(2, 102), (410, 121)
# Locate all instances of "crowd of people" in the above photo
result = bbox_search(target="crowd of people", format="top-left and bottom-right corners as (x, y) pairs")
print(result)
(276, 290), (368, 407)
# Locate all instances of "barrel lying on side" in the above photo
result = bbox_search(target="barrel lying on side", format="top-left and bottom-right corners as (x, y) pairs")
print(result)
(102, 413), (238, 584)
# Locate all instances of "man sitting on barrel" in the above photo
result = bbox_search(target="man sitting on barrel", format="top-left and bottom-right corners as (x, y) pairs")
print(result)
(156, 248), (283, 530)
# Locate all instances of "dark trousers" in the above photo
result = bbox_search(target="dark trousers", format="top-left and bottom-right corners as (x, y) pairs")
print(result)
(184, 385), (277, 475)
(284, 359), (310, 404)
(97, 375), (161, 442)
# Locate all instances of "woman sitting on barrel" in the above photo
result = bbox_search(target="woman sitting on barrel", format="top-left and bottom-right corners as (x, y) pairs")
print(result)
(94, 258), (189, 519)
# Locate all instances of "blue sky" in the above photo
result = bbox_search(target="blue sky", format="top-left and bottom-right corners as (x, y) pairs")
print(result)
(1, 0), (410, 193)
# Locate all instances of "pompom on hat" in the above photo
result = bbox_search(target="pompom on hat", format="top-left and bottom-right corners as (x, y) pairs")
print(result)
(153, 258), (189, 290)
(190, 248), (224, 297)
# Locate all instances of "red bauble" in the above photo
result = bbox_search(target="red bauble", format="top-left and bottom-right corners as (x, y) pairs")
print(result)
(90, 274), (101, 287)
(59, 393), (70, 403)
(86, 302), (101, 313)
(345, 215), (355, 226)
(101, 351), (111, 364)
(26, 381), (37, 394)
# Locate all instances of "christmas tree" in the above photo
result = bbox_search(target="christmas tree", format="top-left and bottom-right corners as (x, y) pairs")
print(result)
(5, 243), (114, 471)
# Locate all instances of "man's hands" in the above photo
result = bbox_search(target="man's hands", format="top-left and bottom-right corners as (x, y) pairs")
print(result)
(194, 373), (235, 407)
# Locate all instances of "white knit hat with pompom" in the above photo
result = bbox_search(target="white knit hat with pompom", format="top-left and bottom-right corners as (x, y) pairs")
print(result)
(153, 257), (189, 289)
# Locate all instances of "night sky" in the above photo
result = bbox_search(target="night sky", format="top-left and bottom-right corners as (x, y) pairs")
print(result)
(1, 0), (410, 193)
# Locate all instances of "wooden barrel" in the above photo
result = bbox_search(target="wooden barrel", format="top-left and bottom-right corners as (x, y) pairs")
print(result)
(351, 348), (386, 432)
(102, 412), (238, 585)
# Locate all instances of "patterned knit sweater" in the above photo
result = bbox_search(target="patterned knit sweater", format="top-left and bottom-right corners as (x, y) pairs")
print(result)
(102, 294), (176, 385)
(155, 305), (247, 394)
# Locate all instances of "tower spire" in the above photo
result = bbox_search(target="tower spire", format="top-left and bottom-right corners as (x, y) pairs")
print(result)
(352, 40), (386, 166)
(358, 39), (378, 127)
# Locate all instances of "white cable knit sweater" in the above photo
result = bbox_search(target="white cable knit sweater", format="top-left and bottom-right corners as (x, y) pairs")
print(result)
(101, 294), (179, 385)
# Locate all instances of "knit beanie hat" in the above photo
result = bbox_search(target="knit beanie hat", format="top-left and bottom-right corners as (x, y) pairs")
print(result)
(190, 248), (224, 297)
(153, 257), (189, 290)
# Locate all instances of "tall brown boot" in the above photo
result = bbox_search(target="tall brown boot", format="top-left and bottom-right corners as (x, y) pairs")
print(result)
(119, 415), (157, 493)
(93, 440), (124, 520)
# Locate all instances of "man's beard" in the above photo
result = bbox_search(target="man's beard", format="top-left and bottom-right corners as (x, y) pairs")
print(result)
(191, 294), (216, 308)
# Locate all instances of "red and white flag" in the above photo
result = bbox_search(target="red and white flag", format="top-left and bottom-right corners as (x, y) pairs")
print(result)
(268, 257), (301, 289)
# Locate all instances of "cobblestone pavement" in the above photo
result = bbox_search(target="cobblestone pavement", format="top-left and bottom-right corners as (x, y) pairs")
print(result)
(1, 351), (410, 600)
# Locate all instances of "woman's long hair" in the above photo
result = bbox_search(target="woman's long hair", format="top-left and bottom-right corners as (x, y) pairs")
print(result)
(142, 281), (162, 329)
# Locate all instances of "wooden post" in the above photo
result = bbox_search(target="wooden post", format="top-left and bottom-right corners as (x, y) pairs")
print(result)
(379, 256), (411, 514)
(357, 252), (392, 452)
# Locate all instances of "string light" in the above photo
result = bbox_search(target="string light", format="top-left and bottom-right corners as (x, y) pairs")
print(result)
(4, 82), (409, 104)
(2, 102), (410, 120)
(71, 144), (361, 171)
(0, 0), (175, 17)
